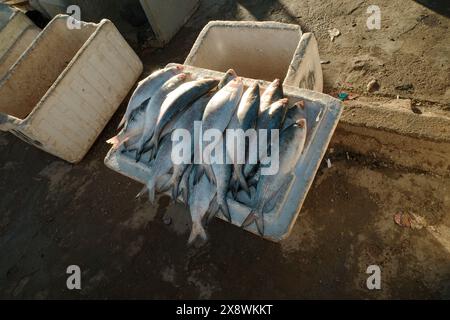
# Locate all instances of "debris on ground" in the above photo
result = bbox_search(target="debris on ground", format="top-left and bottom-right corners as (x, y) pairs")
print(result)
(395, 83), (414, 92)
(337, 92), (349, 101)
(366, 79), (380, 93)
(328, 28), (341, 41)
(394, 212), (412, 228)
(320, 60), (330, 64)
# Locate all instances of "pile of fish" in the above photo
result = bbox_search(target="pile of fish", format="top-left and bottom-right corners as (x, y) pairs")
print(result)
(107, 65), (307, 243)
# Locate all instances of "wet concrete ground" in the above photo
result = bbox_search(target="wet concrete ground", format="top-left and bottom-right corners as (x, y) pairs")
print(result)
(1, 0), (449, 299)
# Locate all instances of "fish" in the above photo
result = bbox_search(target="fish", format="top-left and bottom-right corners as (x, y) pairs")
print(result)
(146, 78), (219, 159)
(188, 173), (216, 244)
(136, 134), (174, 204)
(258, 98), (289, 156)
(106, 104), (146, 150)
(241, 119), (307, 235)
(157, 95), (211, 199)
(239, 98), (288, 185)
(226, 83), (260, 194)
(197, 77), (244, 182)
(259, 79), (283, 113)
(133, 73), (187, 160)
(210, 137), (233, 222)
(218, 69), (237, 89)
(118, 66), (183, 129)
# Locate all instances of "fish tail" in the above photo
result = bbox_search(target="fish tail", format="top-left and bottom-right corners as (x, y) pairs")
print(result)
(158, 176), (172, 193)
(193, 165), (204, 184)
(242, 209), (264, 235)
(147, 179), (156, 204)
(242, 210), (257, 228)
(205, 165), (216, 184)
(181, 185), (189, 204)
(205, 194), (218, 225)
(188, 221), (208, 244)
(218, 198), (231, 223)
(171, 179), (180, 201)
(236, 166), (250, 196)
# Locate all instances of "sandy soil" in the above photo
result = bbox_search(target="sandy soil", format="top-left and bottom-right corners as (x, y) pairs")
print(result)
(0, 0), (449, 299)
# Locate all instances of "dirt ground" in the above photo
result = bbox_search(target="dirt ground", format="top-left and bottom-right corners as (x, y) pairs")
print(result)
(0, 0), (449, 299)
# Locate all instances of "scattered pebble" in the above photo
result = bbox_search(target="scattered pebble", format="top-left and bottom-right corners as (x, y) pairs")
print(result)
(328, 28), (341, 41)
(320, 60), (330, 64)
(326, 159), (332, 168)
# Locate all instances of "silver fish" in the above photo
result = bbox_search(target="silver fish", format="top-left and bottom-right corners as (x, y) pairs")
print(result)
(133, 73), (187, 160)
(226, 83), (260, 194)
(146, 78), (219, 159)
(118, 66), (183, 129)
(242, 119), (307, 235)
(197, 77), (243, 182)
(107, 104), (146, 150)
(239, 98), (288, 186)
(158, 96), (211, 199)
(137, 134), (173, 204)
(259, 79), (283, 113)
(188, 172), (216, 244)
(218, 69), (237, 89)
(210, 137), (233, 222)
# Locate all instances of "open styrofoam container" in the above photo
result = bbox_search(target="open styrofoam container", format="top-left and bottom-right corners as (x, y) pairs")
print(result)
(104, 64), (342, 241)
(184, 20), (323, 92)
(0, 14), (143, 163)
(0, 4), (41, 79)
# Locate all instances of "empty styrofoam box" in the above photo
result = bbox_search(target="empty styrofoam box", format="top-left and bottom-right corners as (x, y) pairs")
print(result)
(104, 64), (342, 241)
(0, 4), (41, 79)
(185, 20), (323, 92)
(0, 15), (143, 163)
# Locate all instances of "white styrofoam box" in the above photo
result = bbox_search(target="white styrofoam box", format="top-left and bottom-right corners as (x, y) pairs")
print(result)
(0, 14), (143, 163)
(0, 4), (41, 79)
(139, 0), (199, 46)
(104, 64), (342, 241)
(184, 20), (323, 92)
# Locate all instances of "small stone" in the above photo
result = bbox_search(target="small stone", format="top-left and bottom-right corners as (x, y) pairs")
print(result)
(320, 60), (330, 64)
(367, 79), (380, 92)
(328, 28), (341, 41)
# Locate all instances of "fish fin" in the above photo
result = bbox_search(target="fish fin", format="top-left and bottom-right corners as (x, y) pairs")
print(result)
(158, 177), (172, 194)
(255, 213), (264, 236)
(171, 179), (180, 202)
(188, 222), (208, 244)
(205, 194), (218, 225)
(218, 199), (231, 223)
(193, 165), (204, 184)
(147, 184), (156, 204)
(241, 211), (256, 228)
(236, 166), (250, 196)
